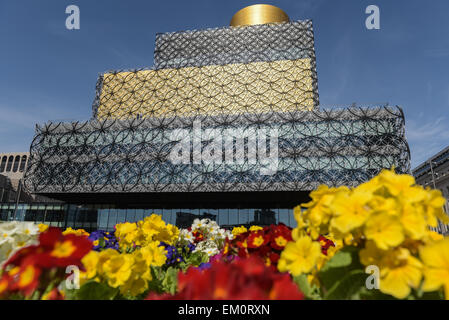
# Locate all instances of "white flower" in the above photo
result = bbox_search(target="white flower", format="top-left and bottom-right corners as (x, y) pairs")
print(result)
(0, 238), (14, 265)
(15, 222), (40, 237)
(203, 247), (219, 256)
(0, 222), (40, 265)
(192, 219), (205, 230)
(179, 229), (194, 243)
(0, 222), (18, 239)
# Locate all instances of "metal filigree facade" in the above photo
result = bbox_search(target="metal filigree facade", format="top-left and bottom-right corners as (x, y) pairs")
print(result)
(94, 59), (315, 120)
(154, 20), (316, 68)
(23, 106), (410, 194)
(92, 20), (319, 120)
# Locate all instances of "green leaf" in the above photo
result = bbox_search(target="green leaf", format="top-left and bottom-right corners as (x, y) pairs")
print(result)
(293, 274), (322, 300)
(324, 269), (367, 300)
(318, 246), (366, 300)
(161, 267), (178, 295)
(75, 281), (119, 300)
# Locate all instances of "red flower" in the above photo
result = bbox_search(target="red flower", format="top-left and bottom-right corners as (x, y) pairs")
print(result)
(7, 258), (42, 297)
(247, 231), (269, 249)
(147, 256), (304, 300)
(192, 231), (204, 243)
(269, 274), (304, 300)
(1, 227), (92, 299)
(317, 235), (335, 255)
(42, 288), (65, 300)
(222, 224), (294, 269)
(269, 224), (293, 250)
(4, 227), (93, 270)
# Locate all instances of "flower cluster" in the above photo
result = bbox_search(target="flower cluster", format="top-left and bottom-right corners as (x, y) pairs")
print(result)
(159, 242), (184, 266)
(115, 215), (179, 251)
(0, 222), (40, 265)
(80, 241), (167, 297)
(179, 218), (233, 257)
(147, 256), (304, 300)
(62, 227), (90, 237)
(88, 230), (119, 251)
(0, 227), (92, 299)
(280, 168), (449, 299)
(224, 224), (292, 269)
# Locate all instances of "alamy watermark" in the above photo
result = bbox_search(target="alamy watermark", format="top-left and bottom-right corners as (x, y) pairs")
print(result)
(169, 120), (279, 175)
(365, 5), (380, 30)
(365, 265), (380, 290)
(65, 265), (80, 290)
(65, 5), (80, 30)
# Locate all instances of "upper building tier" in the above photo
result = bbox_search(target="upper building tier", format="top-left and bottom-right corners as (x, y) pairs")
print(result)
(93, 19), (319, 120)
(154, 19), (315, 69)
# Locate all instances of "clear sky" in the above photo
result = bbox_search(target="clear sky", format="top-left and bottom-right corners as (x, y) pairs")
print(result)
(0, 0), (448, 168)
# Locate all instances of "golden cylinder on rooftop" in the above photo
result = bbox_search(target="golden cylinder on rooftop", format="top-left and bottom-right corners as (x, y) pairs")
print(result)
(230, 4), (289, 27)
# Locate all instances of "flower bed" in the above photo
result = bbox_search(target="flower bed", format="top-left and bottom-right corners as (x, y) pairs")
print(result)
(0, 169), (448, 300)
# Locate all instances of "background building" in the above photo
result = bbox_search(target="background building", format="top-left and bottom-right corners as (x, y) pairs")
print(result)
(2, 5), (411, 231)
(413, 145), (449, 233)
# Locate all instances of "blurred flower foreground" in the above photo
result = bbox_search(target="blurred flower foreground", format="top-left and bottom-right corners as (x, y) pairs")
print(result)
(1, 169), (448, 300)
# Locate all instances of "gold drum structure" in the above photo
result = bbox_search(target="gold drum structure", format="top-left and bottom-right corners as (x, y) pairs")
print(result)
(230, 4), (289, 27)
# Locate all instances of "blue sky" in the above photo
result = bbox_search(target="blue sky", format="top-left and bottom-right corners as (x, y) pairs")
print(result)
(0, 0), (448, 168)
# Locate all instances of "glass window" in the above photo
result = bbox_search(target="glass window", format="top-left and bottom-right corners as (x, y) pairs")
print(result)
(12, 156), (20, 173)
(19, 156), (27, 172)
(125, 209), (136, 223)
(0, 156), (7, 172)
(289, 209), (297, 228)
(248, 209), (256, 225)
(238, 208), (249, 225)
(97, 209), (109, 230)
(218, 208), (229, 227)
(228, 209), (238, 227)
(107, 209), (118, 231)
(162, 209), (171, 225)
(279, 209), (289, 226)
(6, 156), (13, 172)
(135, 209), (145, 222)
(116, 209), (127, 224)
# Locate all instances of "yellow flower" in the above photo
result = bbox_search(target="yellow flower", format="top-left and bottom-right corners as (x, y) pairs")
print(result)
(115, 222), (138, 249)
(423, 188), (449, 227)
(51, 240), (76, 258)
(81, 251), (99, 279)
(137, 214), (179, 245)
(120, 253), (152, 296)
(364, 213), (404, 250)
(38, 224), (49, 233)
(302, 185), (349, 236)
(249, 225), (263, 232)
(379, 248), (422, 299)
(420, 238), (449, 299)
(100, 250), (133, 288)
(330, 189), (372, 234)
(62, 227), (89, 237)
(231, 226), (248, 236)
(424, 230), (444, 243)
(278, 236), (322, 276)
(360, 242), (423, 299)
(359, 240), (385, 267)
(399, 202), (428, 240)
(376, 169), (416, 197)
(138, 241), (167, 267)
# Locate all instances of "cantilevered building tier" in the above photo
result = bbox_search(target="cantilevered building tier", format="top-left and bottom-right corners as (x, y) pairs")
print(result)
(24, 106), (409, 203)
(17, 5), (411, 230)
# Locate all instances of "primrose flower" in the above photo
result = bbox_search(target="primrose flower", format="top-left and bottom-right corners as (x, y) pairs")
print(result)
(278, 235), (322, 276)
(420, 238), (449, 299)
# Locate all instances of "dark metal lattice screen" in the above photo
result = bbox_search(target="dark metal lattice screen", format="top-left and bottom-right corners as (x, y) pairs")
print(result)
(23, 106), (410, 194)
